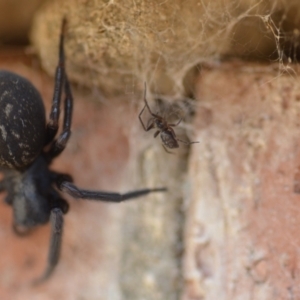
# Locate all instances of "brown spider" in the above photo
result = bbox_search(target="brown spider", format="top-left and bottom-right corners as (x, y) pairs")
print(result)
(138, 84), (199, 152)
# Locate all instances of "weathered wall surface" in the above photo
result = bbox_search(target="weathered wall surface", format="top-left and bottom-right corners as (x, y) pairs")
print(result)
(184, 62), (300, 299)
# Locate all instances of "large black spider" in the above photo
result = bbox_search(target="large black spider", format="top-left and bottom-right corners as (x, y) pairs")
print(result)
(0, 19), (166, 283)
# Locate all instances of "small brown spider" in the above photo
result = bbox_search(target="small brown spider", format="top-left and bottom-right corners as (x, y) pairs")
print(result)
(138, 84), (199, 153)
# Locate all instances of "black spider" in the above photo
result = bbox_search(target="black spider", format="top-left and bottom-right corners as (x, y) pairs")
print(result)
(139, 83), (199, 153)
(0, 19), (166, 283)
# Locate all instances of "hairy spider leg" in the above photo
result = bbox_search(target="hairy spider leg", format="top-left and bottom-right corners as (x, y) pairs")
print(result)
(138, 102), (151, 131)
(45, 18), (67, 145)
(55, 176), (167, 202)
(166, 125), (199, 146)
(32, 175), (167, 283)
(32, 191), (69, 283)
(33, 208), (64, 285)
(46, 73), (73, 160)
(169, 118), (182, 127)
(168, 119), (199, 146)
(176, 138), (200, 145)
(32, 18), (71, 284)
(154, 130), (160, 138)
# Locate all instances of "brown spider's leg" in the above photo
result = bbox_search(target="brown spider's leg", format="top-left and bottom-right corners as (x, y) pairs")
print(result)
(154, 130), (160, 138)
(139, 109), (156, 132)
(176, 138), (200, 145)
(165, 126), (198, 145)
(139, 85), (162, 132)
(142, 83), (162, 119)
(45, 18), (67, 145)
(169, 118), (182, 127)
(32, 208), (64, 285)
(55, 177), (166, 202)
(139, 103), (151, 131)
(46, 73), (73, 160)
(142, 83), (154, 115)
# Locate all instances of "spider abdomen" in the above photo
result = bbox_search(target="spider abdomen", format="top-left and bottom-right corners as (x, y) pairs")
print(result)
(0, 71), (46, 169)
(160, 131), (179, 148)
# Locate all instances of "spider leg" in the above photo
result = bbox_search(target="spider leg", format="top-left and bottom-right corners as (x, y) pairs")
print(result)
(139, 103), (151, 131)
(32, 208), (64, 285)
(154, 130), (160, 138)
(176, 138), (200, 145)
(55, 177), (166, 202)
(45, 18), (67, 145)
(169, 118), (182, 127)
(139, 107), (156, 132)
(139, 83), (163, 130)
(46, 73), (73, 160)
(143, 84), (162, 119)
(166, 126), (199, 146)
(142, 83), (155, 116)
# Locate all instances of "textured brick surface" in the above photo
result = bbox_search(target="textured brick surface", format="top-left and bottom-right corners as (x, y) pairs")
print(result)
(183, 62), (300, 300)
